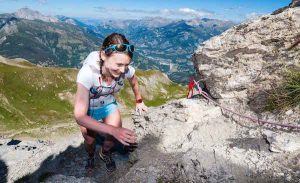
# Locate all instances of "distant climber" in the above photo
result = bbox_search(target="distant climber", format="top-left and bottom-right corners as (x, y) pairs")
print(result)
(187, 76), (217, 100)
(74, 33), (148, 173)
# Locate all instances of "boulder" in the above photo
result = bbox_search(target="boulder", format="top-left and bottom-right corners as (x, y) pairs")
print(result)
(192, 4), (300, 128)
(263, 130), (300, 153)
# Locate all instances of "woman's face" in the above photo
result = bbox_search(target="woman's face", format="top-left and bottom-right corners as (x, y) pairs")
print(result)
(101, 51), (132, 78)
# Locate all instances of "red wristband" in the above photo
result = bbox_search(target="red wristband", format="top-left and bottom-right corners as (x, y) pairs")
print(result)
(136, 98), (143, 103)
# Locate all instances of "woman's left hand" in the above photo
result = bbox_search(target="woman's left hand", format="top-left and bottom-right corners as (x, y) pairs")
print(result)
(136, 102), (148, 115)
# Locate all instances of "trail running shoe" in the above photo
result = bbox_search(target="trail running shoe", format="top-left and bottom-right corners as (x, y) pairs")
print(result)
(85, 156), (95, 170)
(123, 143), (138, 153)
(85, 156), (95, 176)
(99, 147), (116, 172)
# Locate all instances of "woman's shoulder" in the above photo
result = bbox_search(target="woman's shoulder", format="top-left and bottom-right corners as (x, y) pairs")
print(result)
(124, 65), (135, 79)
(79, 51), (100, 75)
(83, 51), (100, 66)
(127, 65), (134, 71)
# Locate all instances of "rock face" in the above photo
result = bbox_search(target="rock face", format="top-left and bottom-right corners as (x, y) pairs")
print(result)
(2, 99), (299, 183)
(118, 99), (300, 182)
(263, 130), (300, 153)
(290, 0), (300, 7)
(272, 0), (300, 15)
(192, 5), (300, 117)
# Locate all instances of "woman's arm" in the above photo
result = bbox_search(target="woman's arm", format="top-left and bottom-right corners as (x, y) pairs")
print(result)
(128, 75), (148, 114)
(74, 83), (136, 145)
(128, 75), (142, 100)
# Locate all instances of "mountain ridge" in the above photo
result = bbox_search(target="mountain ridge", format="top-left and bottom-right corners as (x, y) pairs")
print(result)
(0, 13), (101, 67)
(0, 8), (235, 83)
(14, 8), (59, 23)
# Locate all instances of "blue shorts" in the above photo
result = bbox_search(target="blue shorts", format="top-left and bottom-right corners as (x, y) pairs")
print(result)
(87, 101), (118, 121)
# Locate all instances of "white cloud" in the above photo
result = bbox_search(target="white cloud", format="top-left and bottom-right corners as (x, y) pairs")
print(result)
(178, 8), (212, 17)
(94, 6), (213, 19)
(95, 6), (157, 14)
(37, 0), (47, 4)
(159, 8), (213, 18)
(246, 12), (263, 20)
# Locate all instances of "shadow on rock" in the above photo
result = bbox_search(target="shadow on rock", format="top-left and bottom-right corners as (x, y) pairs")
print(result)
(14, 134), (136, 183)
(13, 132), (295, 183)
(0, 158), (8, 183)
(117, 134), (290, 183)
(227, 137), (270, 152)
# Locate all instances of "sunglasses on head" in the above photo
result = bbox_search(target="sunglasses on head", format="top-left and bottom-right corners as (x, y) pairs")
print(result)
(103, 44), (134, 54)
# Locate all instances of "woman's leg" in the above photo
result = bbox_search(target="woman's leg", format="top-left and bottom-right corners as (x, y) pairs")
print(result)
(102, 109), (122, 153)
(98, 109), (121, 172)
(80, 126), (97, 157)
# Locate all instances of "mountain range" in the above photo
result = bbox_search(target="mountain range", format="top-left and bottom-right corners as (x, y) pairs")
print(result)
(0, 9), (101, 67)
(0, 8), (235, 83)
(78, 16), (235, 82)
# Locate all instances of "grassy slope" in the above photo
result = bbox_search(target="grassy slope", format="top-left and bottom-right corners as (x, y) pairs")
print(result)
(0, 57), (186, 138)
(117, 69), (186, 110)
(0, 59), (77, 137)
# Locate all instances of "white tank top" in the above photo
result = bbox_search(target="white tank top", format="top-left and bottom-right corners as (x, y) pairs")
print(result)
(76, 51), (135, 108)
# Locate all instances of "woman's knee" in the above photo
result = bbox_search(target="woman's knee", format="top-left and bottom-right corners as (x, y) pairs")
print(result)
(103, 109), (122, 127)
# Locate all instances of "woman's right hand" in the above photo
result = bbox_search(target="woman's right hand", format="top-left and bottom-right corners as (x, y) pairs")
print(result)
(111, 127), (137, 146)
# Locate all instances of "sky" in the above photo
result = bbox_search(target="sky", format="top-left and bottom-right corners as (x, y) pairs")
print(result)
(0, 0), (292, 22)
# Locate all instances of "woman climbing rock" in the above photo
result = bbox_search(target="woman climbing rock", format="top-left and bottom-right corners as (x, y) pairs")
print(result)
(74, 33), (147, 172)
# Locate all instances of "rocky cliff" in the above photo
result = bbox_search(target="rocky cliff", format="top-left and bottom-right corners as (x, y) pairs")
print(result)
(272, 0), (300, 15)
(2, 99), (299, 182)
(192, 1), (300, 126)
(120, 99), (300, 182)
